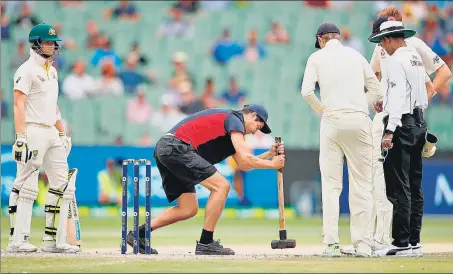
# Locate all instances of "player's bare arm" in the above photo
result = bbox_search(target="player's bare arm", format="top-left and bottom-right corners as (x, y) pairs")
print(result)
(13, 90), (27, 134)
(231, 132), (284, 171)
(432, 64), (452, 93)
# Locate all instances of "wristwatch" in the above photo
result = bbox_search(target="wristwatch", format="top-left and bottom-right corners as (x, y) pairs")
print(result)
(384, 129), (394, 135)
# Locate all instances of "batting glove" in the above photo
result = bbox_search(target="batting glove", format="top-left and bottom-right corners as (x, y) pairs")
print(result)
(12, 133), (32, 164)
(59, 131), (72, 156)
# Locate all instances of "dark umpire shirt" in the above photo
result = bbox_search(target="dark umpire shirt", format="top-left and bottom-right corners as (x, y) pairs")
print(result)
(168, 108), (245, 165)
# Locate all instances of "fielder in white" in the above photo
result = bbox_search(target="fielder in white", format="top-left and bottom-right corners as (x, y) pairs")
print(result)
(341, 6), (451, 256)
(301, 23), (383, 257)
(7, 23), (79, 253)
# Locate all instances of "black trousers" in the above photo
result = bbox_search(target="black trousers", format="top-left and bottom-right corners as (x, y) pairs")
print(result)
(383, 110), (427, 247)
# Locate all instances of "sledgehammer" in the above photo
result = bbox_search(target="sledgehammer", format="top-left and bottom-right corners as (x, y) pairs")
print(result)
(271, 136), (296, 249)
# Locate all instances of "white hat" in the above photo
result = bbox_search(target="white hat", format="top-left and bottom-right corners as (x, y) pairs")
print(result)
(368, 17), (416, 43)
(173, 51), (188, 63)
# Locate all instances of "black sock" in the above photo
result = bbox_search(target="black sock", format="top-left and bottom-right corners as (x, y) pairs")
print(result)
(200, 229), (214, 244)
(138, 224), (152, 238)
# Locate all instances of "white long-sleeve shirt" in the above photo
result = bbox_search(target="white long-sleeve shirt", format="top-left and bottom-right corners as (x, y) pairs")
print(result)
(370, 36), (444, 112)
(301, 39), (382, 116)
(383, 47), (428, 132)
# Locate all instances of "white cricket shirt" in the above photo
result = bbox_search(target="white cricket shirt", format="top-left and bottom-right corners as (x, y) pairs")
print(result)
(382, 47), (428, 132)
(13, 49), (59, 126)
(301, 39), (382, 116)
(370, 36), (446, 77)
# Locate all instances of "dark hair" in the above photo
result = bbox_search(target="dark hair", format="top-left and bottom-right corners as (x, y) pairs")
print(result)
(206, 77), (213, 84)
(383, 32), (405, 40)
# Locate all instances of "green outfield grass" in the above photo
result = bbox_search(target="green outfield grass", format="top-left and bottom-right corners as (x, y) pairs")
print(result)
(3, 254), (453, 273)
(2, 215), (453, 273)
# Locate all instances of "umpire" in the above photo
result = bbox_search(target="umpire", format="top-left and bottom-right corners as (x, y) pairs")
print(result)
(368, 18), (428, 257)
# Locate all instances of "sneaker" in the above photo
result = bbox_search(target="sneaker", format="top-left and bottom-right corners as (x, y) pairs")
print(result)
(373, 241), (388, 251)
(375, 244), (412, 257)
(195, 240), (235, 255)
(41, 240), (80, 253)
(322, 243), (341, 257)
(355, 242), (372, 257)
(6, 241), (38, 253)
(340, 244), (356, 256)
(411, 243), (423, 257)
(126, 231), (158, 254)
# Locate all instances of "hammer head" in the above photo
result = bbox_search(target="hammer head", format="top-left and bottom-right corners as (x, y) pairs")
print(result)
(271, 239), (296, 249)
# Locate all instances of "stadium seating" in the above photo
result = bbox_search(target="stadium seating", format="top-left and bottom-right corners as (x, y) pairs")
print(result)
(1, 1), (452, 149)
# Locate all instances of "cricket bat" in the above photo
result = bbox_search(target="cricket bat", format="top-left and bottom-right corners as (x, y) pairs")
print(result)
(67, 197), (82, 248)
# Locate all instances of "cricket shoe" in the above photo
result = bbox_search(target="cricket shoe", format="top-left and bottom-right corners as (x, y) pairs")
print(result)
(41, 240), (80, 253)
(411, 243), (423, 257)
(126, 231), (158, 254)
(195, 240), (235, 255)
(375, 244), (412, 257)
(6, 241), (38, 253)
(355, 242), (372, 257)
(322, 243), (341, 257)
(340, 245), (356, 256)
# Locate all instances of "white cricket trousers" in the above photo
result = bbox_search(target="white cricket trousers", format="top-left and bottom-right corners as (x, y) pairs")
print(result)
(319, 112), (374, 247)
(13, 123), (68, 193)
(371, 112), (393, 244)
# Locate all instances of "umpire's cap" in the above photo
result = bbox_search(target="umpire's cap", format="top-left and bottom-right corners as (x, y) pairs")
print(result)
(242, 104), (271, 134)
(315, 23), (340, 49)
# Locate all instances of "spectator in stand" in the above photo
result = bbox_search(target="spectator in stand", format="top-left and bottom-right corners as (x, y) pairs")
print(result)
(4, 1), (36, 16)
(151, 94), (187, 132)
(10, 41), (28, 71)
(125, 42), (149, 67)
(62, 60), (97, 100)
(139, 131), (153, 146)
(126, 89), (153, 124)
(421, 22), (449, 61)
(86, 20), (104, 49)
(93, 60), (125, 96)
(1, 14), (11, 40)
(91, 36), (122, 68)
(104, 0), (140, 21)
(200, 77), (221, 109)
(157, 7), (194, 38)
(341, 27), (364, 55)
(305, 0), (329, 8)
(211, 29), (242, 65)
(172, 0), (200, 15)
(178, 81), (205, 115)
(220, 77), (247, 106)
(266, 21), (290, 44)
(241, 29), (267, 62)
(169, 51), (195, 92)
(118, 56), (154, 94)
(13, 2), (40, 29)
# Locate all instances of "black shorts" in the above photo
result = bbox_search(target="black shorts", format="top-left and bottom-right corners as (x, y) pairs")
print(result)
(153, 134), (217, 203)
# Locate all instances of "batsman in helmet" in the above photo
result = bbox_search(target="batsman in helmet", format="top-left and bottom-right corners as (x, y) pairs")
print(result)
(7, 23), (79, 253)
